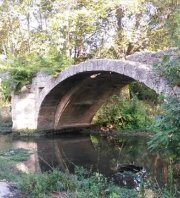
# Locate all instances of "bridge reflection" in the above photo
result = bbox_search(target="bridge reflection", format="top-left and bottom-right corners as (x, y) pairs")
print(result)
(9, 134), (172, 187)
(36, 136), (112, 176)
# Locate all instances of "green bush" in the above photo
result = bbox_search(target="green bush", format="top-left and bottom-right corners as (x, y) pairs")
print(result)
(129, 82), (159, 104)
(0, 148), (30, 181)
(0, 52), (73, 97)
(17, 167), (138, 198)
(0, 148), (31, 161)
(95, 95), (152, 130)
(148, 97), (180, 159)
(153, 54), (180, 86)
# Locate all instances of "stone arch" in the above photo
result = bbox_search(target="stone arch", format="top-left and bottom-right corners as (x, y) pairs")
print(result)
(36, 59), (174, 130)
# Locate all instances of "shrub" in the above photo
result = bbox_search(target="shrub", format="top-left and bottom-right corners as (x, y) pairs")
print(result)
(129, 82), (159, 104)
(95, 95), (152, 130)
(0, 148), (31, 161)
(17, 167), (138, 198)
(153, 54), (180, 86)
(0, 52), (73, 97)
(148, 97), (180, 159)
(0, 148), (31, 181)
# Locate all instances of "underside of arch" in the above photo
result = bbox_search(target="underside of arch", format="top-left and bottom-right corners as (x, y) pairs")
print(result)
(37, 71), (133, 130)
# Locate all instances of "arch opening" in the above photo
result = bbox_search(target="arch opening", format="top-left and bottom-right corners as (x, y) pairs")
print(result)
(37, 71), (134, 130)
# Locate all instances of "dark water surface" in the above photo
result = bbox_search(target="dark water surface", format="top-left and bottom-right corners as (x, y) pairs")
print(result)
(0, 132), (179, 189)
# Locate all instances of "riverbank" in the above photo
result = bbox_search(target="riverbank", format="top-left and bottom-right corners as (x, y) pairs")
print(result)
(0, 131), (179, 197)
(0, 180), (69, 198)
(0, 148), (138, 198)
(0, 124), (154, 139)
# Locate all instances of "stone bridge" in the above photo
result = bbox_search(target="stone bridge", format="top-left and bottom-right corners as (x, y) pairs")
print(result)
(12, 50), (179, 131)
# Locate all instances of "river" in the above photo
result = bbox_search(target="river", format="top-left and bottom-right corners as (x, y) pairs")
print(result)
(0, 131), (179, 190)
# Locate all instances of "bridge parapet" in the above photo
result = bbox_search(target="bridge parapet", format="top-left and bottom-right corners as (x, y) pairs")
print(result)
(127, 48), (178, 65)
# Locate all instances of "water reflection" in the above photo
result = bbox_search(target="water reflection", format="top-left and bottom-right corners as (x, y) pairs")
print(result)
(0, 133), (178, 188)
(0, 135), (40, 173)
(37, 136), (98, 173)
(13, 141), (41, 173)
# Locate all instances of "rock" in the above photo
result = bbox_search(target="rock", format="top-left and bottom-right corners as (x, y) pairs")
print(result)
(113, 164), (146, 190)
(0, 181), (21, 198)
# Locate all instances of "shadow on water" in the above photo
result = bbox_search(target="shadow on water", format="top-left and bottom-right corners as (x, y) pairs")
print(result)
(0, 131), (179, 189)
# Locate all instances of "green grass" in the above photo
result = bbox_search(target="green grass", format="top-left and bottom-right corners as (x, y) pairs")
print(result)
(0, 148), (31, 161)
(17, 167), (138, 198)
(0, 148), (178, 197)
(0, 148), (138, 197)
(0, 148), (31, 181)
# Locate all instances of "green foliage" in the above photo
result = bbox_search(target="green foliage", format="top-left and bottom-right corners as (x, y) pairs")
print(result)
(0, 148), (30, 180)
(130, 82), (159, 104)
(0, 158), (19, 181)
(0, 79), (12, 102)
(147, 29), (172, 51)
(0, 52), (73, 96)
(0, 0), (178, 59)
(166, 3), (180, 47)
(0, 147), (138, 198)
(153, 54), (180, 86)
(0, 0), (179, 100)
(17, 169), (66, 197)
(149, 3), (180, 160)
(0, 148), (31, 161)
(150, 3), (180, 86)
(95, 95), (152, 130)
(148, 97), (180, 159)
(148, 160), (179, 198)
(17, 167), (138, 198)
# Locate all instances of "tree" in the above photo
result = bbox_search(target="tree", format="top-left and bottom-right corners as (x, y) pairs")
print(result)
(148, 98), (180, 158)
(147, 0), (180, 159)
(0, 0), (179, 96)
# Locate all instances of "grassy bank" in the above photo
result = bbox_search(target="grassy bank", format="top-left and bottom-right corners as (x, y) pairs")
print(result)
(0, 148), (138, 198)
(0, 139), (179, 197)
(0, 148), (31, 181)
(18, 168), (138, 198)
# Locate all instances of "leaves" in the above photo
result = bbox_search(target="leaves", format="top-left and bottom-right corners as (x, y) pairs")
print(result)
(148, 97), (180, 158)
(1, 0), (178, 58)
(153, 53), (180, 86)
(95, 95), (152, 130)
(0, 52), (73, 95)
